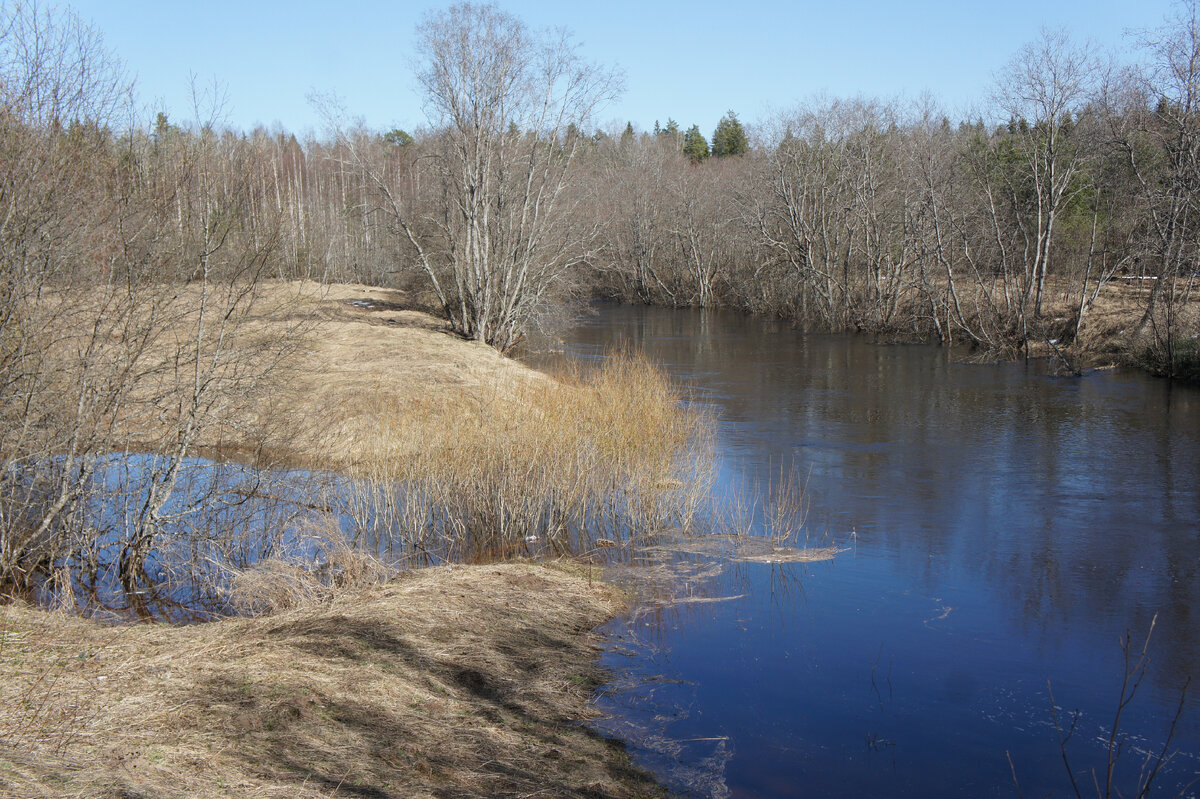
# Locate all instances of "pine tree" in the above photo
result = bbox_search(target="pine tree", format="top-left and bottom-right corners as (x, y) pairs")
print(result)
(383, 128), (414, 147)
(711, 110), (749, 157)
(682, 124), (710, 161)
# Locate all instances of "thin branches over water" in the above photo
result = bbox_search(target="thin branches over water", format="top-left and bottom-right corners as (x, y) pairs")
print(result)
(1020, 614), (1198, 799)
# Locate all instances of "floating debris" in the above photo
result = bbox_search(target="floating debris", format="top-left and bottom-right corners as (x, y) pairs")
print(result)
(637, 532), (845, 564)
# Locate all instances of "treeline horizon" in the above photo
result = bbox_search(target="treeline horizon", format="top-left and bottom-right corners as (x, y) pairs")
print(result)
(5, 1), (1200, 378)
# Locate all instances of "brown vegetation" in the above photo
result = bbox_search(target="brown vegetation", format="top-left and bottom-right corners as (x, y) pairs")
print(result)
(0, 562), (663, 798)
(204, 280), (548, 467)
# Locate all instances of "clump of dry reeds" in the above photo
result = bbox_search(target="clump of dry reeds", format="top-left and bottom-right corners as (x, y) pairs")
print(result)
(225, 518), (393, 615)
(334, 351), (714, 563)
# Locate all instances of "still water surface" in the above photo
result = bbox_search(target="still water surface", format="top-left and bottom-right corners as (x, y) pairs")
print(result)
(544, 304), (1200, 799)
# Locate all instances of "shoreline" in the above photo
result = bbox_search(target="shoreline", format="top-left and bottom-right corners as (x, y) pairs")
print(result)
(588, 288), (1196, 383)
(1, 283), (693, 797)
(1, 562), (664, 798)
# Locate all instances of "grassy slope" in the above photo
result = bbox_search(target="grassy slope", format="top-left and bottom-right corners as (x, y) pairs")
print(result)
(220, 280), (548, 468)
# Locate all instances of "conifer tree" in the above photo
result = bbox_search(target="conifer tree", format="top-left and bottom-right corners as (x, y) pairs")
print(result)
(683, 124), (710, 161)
(711, 110), (749, 157)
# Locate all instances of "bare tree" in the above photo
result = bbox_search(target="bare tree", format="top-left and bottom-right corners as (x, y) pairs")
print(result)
(0, 0), (135, 596)
(323, 3), (621, 352)
(992, 29), (1099, 325)
(1106, 1), (1200, 373)
(0, 4), (299, 608)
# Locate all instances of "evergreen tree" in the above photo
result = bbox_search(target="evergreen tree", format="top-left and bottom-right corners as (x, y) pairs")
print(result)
(682, 124), (710, 161)
(711, 110), (749, 157)
(383, 128), (414, 147)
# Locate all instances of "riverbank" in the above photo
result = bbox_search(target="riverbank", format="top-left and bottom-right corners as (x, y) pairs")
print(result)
(194, 280), (549, 468)
(602, 274), (1200, 381)
(1, 562), (663, 798)
(1, 282), (704, 797)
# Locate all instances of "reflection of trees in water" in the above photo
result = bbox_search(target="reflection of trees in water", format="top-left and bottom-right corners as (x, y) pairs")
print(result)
(44, 459), (331, 621)
(555, 303), (1200, 694)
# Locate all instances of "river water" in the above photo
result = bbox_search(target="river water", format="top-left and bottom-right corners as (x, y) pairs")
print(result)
(543, 304), (1200, 799)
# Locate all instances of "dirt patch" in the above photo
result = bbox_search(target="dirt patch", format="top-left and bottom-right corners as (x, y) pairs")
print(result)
(0, 562), (664, 798)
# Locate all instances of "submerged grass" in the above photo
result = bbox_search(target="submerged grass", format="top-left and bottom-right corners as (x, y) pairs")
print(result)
(0, 284), (717, 797)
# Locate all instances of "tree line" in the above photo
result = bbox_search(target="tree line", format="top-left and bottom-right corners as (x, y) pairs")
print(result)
(65, 3), (1198, 374)
(594, 20), (1200, 380)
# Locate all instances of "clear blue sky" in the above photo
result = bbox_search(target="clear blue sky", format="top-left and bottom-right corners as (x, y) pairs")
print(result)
(69, 0), (1179, 139)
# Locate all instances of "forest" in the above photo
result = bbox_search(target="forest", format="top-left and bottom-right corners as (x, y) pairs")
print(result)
(7, 4), (1198, 366)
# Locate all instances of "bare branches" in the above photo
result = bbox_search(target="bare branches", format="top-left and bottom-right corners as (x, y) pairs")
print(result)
(0, 6), (298, 604)
(322, 3), (622, 352)
(1043, 614), (1195, 799)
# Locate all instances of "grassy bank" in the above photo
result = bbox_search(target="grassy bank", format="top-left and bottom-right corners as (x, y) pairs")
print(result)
(1, 562), (662, 798)
(227, 281), (712, 564)
(0, 282), (710, 796)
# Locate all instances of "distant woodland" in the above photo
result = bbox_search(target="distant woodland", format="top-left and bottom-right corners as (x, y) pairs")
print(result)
(7, 2), (1199, 367)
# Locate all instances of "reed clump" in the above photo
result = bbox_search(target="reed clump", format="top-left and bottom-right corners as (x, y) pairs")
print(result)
(335, 352), (714, 562)
(225, 520), (393, 616)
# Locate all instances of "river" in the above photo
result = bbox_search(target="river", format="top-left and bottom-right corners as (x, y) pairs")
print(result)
(540, 303), (1200, 799)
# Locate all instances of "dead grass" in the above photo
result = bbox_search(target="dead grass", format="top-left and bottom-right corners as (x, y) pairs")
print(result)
(899, 272), (1199, 372)
(0, 282), (711, 796)
(210, 281), (549, 467)
(636, 534), (844, 564)
(225, 521), (394, 616)
(319, 338), (714, 562)
(0, 563), (663, 798)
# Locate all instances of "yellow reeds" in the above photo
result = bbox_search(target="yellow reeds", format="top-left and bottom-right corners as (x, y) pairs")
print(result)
(332, 352), (714, 562)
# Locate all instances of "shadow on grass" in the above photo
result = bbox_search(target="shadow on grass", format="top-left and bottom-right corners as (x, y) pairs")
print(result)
(191, 612), (662, 798)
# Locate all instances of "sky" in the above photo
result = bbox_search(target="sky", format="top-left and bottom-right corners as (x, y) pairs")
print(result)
(67, 0), (1181, 140)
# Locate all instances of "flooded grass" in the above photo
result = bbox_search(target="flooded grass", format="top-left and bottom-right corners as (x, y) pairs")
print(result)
(329, 349), (715, 564)
(0, 285), (730, 798)
(9, 284), (717, 617)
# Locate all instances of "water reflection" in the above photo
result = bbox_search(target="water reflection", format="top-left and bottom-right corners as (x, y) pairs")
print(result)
(537, 304), (1200, 799)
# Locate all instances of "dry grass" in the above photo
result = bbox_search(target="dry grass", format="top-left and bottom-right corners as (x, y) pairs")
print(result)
(636, 534), (844, 564)
(225, 520), (394, 617)
(892, 271), (1199, 373)
(323, 344), (714, 562)
(0, 562), (663, 799)
(0, 280), (713, 797)
(208, 281), (548, 467)
(24, 280), (714, 604)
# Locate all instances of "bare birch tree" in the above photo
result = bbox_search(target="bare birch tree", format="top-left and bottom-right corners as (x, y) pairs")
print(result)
(992, 29), (1099, 325)
(324, 3), (621, 352)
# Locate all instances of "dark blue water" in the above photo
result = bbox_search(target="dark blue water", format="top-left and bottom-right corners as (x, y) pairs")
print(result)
(549, 305), (1200, 799)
